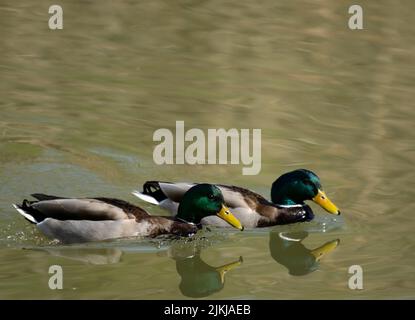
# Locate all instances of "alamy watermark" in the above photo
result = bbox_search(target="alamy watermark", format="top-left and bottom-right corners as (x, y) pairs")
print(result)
(48, 5), (63, 30)
(348, 265), (363, 290)
(48, 265), (63, 290)
(348, 5), (363, 30)
(153, 121), (261, 175)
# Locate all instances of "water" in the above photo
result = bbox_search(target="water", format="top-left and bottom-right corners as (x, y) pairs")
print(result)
(0, 0), (414, 299)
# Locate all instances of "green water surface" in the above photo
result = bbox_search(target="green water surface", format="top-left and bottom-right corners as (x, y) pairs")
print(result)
(0, 0), (414, 299)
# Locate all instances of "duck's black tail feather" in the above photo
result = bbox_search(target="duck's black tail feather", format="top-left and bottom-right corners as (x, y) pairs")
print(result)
(31, 193), (64, 201)
(142, 181), (168, 202)
(13, 199), (46, 224)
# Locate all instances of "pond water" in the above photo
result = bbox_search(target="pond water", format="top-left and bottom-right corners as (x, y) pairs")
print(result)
(0, 0), (414, 299)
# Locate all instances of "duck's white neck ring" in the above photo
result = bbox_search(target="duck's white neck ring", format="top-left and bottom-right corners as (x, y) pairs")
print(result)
(276, 203), (305, 208)
(175, 217), (201, 228)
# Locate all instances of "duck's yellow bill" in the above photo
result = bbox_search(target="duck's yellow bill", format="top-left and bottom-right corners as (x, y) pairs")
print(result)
(312, 189), (341, 215)
(216, 256), (243, 284)
(310, 239), (340, 262)
(216, 204), (244, 231)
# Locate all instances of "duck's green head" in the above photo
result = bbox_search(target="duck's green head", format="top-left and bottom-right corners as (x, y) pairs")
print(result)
(177, 184), (244, 230)
(271, 169), (340, 215)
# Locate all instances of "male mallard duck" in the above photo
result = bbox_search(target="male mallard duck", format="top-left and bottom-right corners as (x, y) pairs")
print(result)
(12, 184), (243, 244)
(132, 169), (340, 228)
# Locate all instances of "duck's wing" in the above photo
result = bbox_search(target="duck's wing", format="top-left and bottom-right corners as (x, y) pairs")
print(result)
(216, 184), (269, 209)
(31, 193), (66, 201)
(14, 195), (150, 224)
(92, 197), (150, 219)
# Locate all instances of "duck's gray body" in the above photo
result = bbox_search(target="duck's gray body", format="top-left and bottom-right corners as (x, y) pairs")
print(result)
(36, 218), (154, 244)
(13, 194), (197, 244)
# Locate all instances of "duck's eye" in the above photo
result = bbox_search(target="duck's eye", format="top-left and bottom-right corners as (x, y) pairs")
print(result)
(303, 179), (312, 186)
(208, 194), (215, 200)
(303, 179), (318, 194)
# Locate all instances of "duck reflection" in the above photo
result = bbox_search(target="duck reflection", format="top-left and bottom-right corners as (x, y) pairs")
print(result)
(174, 251), (242, 298)
(269, 231), (339, 276)
(26, 238), (242, 298)
(25, 247), (123, 265)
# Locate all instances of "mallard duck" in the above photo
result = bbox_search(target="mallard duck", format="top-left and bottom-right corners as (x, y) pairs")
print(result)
(269, 231), (339, 276)
(12, 184), (244, 244)
(132, 169), (340, 228)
